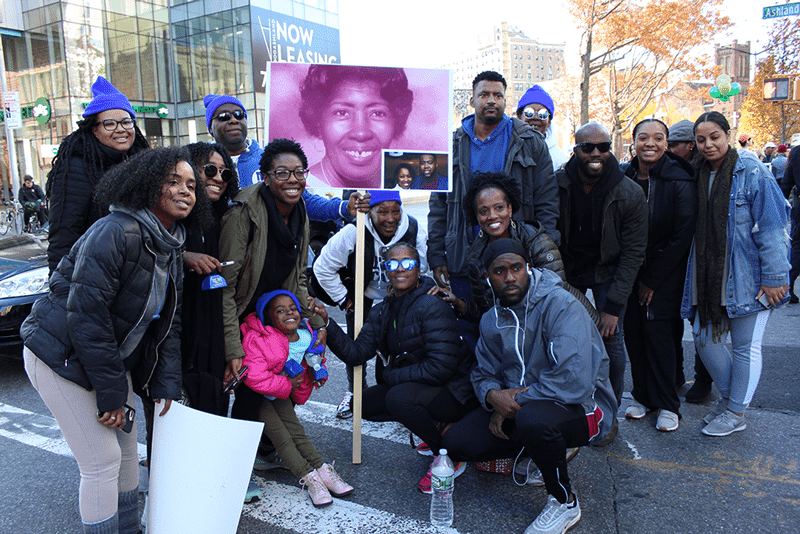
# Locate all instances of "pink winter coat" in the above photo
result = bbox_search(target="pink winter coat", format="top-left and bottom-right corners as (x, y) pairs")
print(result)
(240, 313), (324, 405)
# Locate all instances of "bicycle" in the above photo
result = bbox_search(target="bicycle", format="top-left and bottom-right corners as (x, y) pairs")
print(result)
(0, 201), (21, 236)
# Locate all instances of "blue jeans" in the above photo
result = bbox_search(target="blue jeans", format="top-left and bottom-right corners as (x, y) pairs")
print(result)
(574, 278), (627, 405)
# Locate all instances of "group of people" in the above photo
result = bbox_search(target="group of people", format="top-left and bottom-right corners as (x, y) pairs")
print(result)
(20, 69), (791, 534)
(388, 154), (449, 190)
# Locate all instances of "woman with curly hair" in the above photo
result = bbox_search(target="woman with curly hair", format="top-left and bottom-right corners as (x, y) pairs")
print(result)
(433, 172), (598, 326)
(180, 142), (239, 415)
(298, 65), (414, 189)
(46, 76), (149, 273)
(21, 147), (211, 534)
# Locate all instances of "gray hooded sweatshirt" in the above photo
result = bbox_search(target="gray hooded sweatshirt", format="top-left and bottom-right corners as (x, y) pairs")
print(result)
(472, 268), (618, 443)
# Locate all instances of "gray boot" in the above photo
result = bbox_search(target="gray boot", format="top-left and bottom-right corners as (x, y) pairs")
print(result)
(83, 513), (118, 534)
(118, 488), (140, 534)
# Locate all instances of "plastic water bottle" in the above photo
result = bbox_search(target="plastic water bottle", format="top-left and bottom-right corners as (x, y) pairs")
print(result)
(305, 352), (328, 381)
(430, 449), (455, 527)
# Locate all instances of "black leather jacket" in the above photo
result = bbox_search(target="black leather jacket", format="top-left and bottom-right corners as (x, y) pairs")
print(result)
(22, 211), (183, 412)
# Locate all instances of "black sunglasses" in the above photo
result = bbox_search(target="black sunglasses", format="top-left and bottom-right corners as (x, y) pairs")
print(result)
(575, 142), (612, 154)
(213, 110), (246, 122)
(204, 165), (232, 183)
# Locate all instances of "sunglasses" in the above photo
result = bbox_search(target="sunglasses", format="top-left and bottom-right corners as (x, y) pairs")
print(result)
(213, 110), (246, 122)
(575, 142), (612, 154)
(383, 258), (418, 272)
(523, 108), (550, 121)
(203, 165), (232, 182)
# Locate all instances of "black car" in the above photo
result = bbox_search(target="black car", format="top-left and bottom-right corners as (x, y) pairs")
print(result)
(0, 233), (49, 353)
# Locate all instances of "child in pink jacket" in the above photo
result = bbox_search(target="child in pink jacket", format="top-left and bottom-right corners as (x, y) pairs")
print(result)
(241, 289), (353, 507)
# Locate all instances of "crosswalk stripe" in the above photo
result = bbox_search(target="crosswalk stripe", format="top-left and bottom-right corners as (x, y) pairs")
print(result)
(244, 479), (462, 534)
(0, 402), (147, 459)
(295, 400), (412, 446)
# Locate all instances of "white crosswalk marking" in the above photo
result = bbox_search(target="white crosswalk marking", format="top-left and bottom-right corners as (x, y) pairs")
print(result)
(0, 400), (466, 534)
(245, 480), (462, 534)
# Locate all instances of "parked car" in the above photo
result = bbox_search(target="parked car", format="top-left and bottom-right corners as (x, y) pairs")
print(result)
(0, 233), (49, 354)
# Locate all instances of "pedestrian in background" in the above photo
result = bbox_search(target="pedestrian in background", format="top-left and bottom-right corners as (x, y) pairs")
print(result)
(685, 112), (790, 437)
(46, 76), (149, 273)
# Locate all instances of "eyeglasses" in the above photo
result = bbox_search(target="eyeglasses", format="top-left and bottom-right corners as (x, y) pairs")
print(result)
(95, 118), (135, 131)
(267, 168), (309, 181)
(575, 142), (612, 154)
(203, 164), (233, 183)
(523, 108), (550, 121)
(212, 110), (246, 122)
(384, 258), (418, 272)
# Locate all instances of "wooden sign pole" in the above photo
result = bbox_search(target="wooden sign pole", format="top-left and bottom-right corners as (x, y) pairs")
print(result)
(352, 198), (366, 464)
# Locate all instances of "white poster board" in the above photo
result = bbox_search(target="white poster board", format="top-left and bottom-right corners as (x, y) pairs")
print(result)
(3, 91), (21, 129)
(147, 402), (264, 534)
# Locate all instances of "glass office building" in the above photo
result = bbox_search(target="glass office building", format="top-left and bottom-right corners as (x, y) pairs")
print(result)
(0, 0), (341, 184)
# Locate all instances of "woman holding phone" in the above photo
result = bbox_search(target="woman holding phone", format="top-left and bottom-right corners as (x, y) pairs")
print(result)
(21, 147), (211, 533)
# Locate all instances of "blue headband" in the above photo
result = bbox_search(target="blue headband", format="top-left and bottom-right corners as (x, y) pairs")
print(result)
(256, 290), (302, 325)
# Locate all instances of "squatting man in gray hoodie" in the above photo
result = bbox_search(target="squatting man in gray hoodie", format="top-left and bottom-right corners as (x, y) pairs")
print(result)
(441, 238), (617, 534)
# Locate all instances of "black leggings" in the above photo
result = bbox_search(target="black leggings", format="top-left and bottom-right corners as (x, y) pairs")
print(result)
(442, 400), (591, 504)
(362, 382), (478, 453)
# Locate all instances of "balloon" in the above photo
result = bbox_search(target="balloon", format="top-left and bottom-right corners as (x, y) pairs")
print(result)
(718, 95), (730, 102)
(716, 74), (731, 86)
(719, 82), (732, 95)
(710, 86), (721, 99)
(730, 82), (741, 96)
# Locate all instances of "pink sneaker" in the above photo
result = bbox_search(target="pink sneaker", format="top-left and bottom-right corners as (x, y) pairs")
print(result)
(299, 469), (333, 507)
(317, 462), (354, 497)
(417, 461), (466, 494)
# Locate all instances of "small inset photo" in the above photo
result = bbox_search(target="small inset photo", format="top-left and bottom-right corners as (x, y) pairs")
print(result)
(383, 151), (449, 192)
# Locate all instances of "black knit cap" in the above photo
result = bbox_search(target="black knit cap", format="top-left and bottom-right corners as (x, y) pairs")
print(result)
(482, 238), (530, 268)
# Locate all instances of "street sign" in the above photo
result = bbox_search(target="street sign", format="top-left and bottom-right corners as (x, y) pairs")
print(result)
(763, 3), (800, 19)
(2, 91), (21, 129)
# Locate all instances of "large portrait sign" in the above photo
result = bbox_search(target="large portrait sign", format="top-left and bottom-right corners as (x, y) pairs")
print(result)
(251, 6), (341, 90)
(265, 63), (453, 191)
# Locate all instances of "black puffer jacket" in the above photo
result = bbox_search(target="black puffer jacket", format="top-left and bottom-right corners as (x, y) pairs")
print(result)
(621, 152), (698, 319)
(21, 211), (183, 412)
(47, 137), (140, 273)
(326, 276), (475, 404)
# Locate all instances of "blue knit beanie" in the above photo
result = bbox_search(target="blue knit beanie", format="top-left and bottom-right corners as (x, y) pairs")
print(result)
(82, 76), (136, 119)
(256, 290), (302, 326)
(516, 85), (555, 119)
(368, 190), (402, 207)
(204, 94), (247, 131)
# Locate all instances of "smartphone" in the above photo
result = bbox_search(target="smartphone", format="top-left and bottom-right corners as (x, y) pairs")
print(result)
(223, 365), (249, 393)
(757, 293), (772, 309)
(97, 404), (135, 433)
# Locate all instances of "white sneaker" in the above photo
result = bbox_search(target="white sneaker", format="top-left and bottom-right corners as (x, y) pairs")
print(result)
(524, 494), (581, 534)
(336, 391), (354, 419)
(656, 409), (679, 432)
(625, 400), (648, 420)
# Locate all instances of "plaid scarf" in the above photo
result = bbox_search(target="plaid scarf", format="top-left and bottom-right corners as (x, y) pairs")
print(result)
(694, 147), (738, 341)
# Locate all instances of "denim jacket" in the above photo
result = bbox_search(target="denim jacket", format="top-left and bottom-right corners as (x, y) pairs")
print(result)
(681, 154), (791, 319)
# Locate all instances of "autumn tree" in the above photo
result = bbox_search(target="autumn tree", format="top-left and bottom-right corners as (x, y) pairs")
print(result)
(739, 18), (800, 146)
(568, 0), (730, 156)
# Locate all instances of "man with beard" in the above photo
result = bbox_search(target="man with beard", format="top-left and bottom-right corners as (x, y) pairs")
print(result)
(411, 153), (447, 190)
(441, 238), (616, 534)
(204, 94), (368, 222)
(556, 123), (647, 442)
(427, 71), (558, 320)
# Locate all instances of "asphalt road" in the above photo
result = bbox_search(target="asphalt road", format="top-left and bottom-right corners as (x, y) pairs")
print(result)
(1, 196), (798, 533)
(2, 302), (799, 533)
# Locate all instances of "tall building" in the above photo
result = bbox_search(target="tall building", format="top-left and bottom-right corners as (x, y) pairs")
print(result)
(0, 0), (341, 184)
(444, 22), (565, 116)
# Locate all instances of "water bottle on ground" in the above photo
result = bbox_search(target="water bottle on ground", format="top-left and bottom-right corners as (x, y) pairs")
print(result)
(430, 448), (455, 527)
